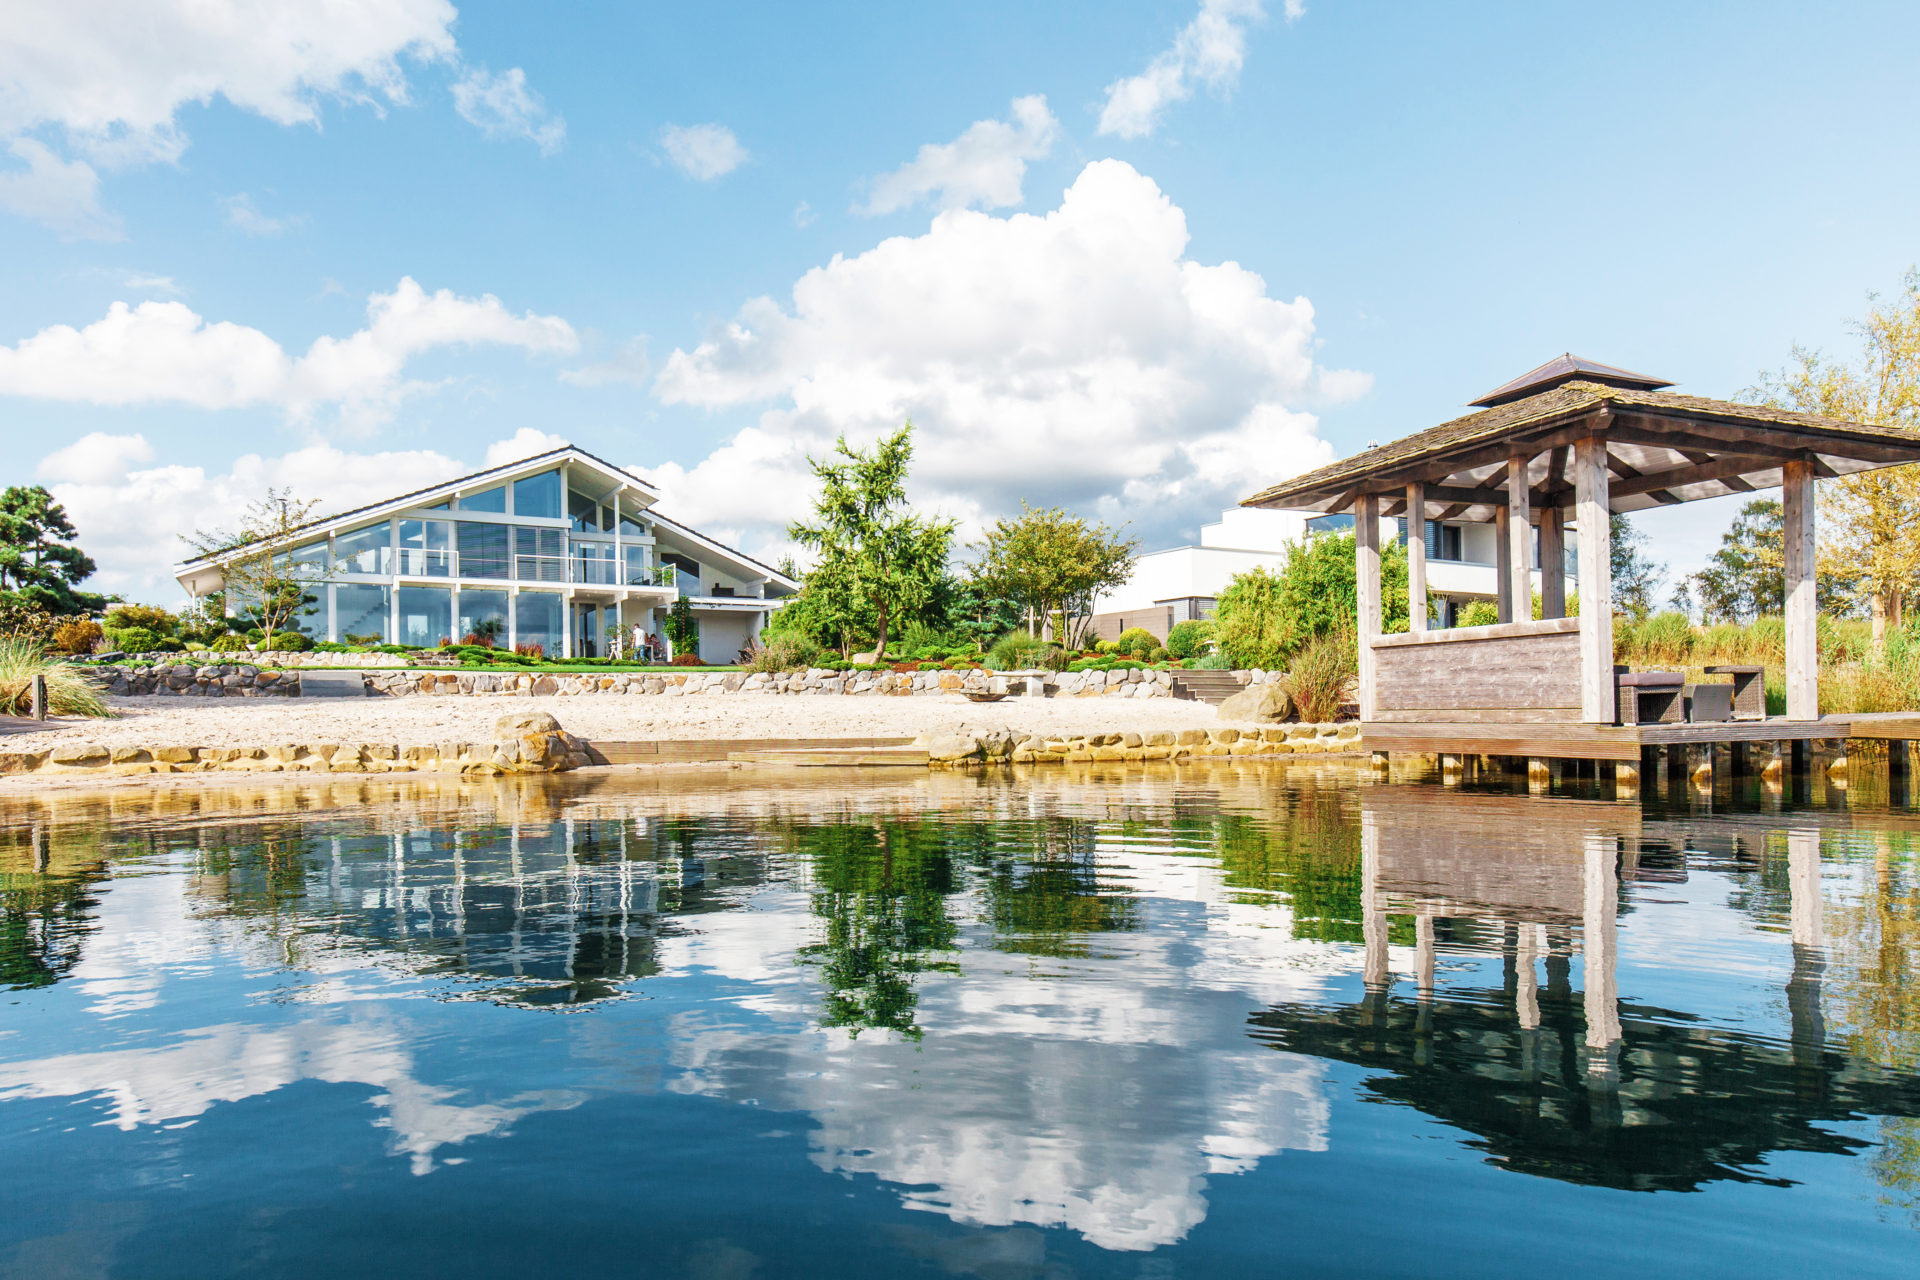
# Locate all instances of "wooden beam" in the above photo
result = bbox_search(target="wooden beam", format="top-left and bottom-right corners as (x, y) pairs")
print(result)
(1617, 413), (1920, 465)
(1574, 436), (1614, 723)
(1406, 482), (1428, 633)
(1436, 502), (1470, 521)
(1539, 506), (1566, 618)
(1784, 459), (1817, 720)
(1608, 452), (1794, 499)
(1495, 502), (1512, 624)
(1356, 493), (1381, 722)
(1508, 452), (1533, 619)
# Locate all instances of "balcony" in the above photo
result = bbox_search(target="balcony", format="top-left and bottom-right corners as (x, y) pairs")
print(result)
(397, 548), (457, 577)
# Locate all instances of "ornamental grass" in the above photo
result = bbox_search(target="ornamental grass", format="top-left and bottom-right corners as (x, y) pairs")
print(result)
(0, 638), (112, 718)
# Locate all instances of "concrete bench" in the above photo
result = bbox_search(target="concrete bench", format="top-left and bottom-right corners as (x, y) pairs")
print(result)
(299, 670), (367, 698)
(1617, 671), (1685, 725)
(1703, 664), (1766, 720)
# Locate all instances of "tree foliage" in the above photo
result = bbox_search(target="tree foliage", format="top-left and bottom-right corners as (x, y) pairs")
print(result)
(664, 596), (698, 654)
(969, 503), (1137, 649)
(1610, 513), (1665, 622)
(1214, 530), (1408, 669)
(1753, 268), (1920, 648)
(1689, 498), (1855, 622)
(183, 488), (322, 650)
(788, 425), (954, 657)
(0, 485), (105, 616)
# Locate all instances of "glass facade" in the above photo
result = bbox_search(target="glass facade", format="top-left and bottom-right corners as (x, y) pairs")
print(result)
(457, 521), (511, 579)
(333, 524), (391, 576)
(398, 586), (453, 648)
(515, 591), (563, 658)
(514, 526), (565, 582)
(568, 488), (603, 533)
(458, 589), (509, 645)
(513, 470), (562, 520)
(398, 519), (453, 576)
(335, 583), (391, 645)
(459, 484), (506, 513)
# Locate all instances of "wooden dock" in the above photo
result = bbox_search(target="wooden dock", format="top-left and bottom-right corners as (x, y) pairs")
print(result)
(1367, 712), (1920, 768)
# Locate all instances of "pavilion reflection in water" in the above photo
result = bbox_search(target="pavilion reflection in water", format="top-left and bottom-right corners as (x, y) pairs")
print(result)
(1249, 786), (1920, 1191)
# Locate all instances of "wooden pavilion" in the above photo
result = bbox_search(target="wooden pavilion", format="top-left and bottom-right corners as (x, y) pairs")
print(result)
(1242, 355), (1920, 764)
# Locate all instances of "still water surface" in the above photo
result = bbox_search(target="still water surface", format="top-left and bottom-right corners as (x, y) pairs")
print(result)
(2, 763), (1918, 1277)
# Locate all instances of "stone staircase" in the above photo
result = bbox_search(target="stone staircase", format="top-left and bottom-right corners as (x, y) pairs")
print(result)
(1170, 671), (1246, 705)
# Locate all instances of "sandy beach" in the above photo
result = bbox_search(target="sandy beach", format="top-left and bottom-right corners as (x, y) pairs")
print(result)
(0, 692), (1239, 753)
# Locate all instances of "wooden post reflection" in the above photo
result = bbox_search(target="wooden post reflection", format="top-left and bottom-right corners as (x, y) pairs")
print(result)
(1583, 833), (1621, 1056)
(1786, 829), (1825, 1064)
(1361, 811), (1390, 990)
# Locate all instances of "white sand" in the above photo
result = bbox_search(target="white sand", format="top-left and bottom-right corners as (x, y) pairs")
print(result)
(0, 692), (1233, 752)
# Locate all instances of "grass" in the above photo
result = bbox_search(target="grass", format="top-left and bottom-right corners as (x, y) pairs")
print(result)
(0, 638), (112, 718)
(1615, 612), (1920, 716)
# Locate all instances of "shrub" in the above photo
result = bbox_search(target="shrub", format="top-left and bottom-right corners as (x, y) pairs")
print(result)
(1165, 619), (1214, 660)
(210, 633), (249, 652)
(0, 602), (57, 645)
(1193, 650), (1234, 670)
(273, 631), (313, 652)
(52, 618), (103, 655)
(1114, 627), (1158, 658)
(1147, 646), (1170, 663)
(1036, 645), (1073, 672)
(514, 643), (546, 660)
(104, 604), (176, 635)
(745, 637), (820, 673)
(671, 653), (705, 667)
(984, 630), (1051, 671)
(1094, 639), (1119, 656)
(0, 638), (110, 717)
(1457, 600), (1500, 628)
(107, 625), (164, 653)
(1285, 629), (1358, 722)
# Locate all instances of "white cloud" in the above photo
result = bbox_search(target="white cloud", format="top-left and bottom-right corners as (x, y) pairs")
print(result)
(659, 123), (748, 181)
(1097, 0), (1266, 140)
(451, 66), (565, 155)
(0, 137), (117, 239)
(0, 277), (579, 428)
(792, 200), (815, 228)
(560, 335), (651, 388)
(650, 159), (1366, 559)
(122, 271), (181, 294)
(221, 191), (300, 237)
(484, 428), (570, 469)
(858, 95), (1058, 217)
(37, 431), (156, 485)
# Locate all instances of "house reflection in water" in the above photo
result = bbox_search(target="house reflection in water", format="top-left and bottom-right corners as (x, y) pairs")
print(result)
(1250, 787), (1920, 1191)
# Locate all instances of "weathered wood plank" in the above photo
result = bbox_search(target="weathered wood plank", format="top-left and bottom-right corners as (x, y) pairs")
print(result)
(1539, 506), (1566, 618)
(1784, 458), (1818, 720)
(1376, 629), (1580, 712)
(1356, 492), (1381, 721)
(1406, 481), (1427, 633)
(1574, 434), (1614, 722)
(1508, 451), (1533, 615)
(1372, 615), (1579, 648)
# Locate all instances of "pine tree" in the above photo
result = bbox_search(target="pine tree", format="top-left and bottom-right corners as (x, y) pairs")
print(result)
(0, 485), (105, 616)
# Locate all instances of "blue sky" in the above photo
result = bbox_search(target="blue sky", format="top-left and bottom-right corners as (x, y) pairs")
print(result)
(2, 0), (1917, 603)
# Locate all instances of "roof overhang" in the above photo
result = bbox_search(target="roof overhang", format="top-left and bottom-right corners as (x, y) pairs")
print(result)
(1242, 382), (1920, 523)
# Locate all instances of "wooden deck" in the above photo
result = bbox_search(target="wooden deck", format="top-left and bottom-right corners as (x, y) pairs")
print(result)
(1363, 713), (1920, 763)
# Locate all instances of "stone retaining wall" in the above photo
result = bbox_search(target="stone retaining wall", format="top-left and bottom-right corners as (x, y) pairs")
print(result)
(98, 663), (1274, 699)
(931, 720), (1362, 765)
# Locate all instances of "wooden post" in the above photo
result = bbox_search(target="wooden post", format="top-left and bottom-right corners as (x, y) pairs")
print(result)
(1508, 453), (1533, 621)
(1573, 436), (1615, 723)
(1405, 482), (1427, 633)
(1356, 493), (1381, 721)
(1784, 459), (1818, 720)
(30, 674), (46, 721)
(1494, 504), (1512, 624)
(1539, 506), (1566, 619)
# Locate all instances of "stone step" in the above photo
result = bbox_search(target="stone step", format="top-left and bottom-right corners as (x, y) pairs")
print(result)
(1171, 672), (1249, 705)
(727, 747), (930, 767)
(298, 670), (367, 698)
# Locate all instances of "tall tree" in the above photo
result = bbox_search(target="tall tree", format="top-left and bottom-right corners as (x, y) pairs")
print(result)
(1610, 513), (1665, 622)
(183, 488), (323, 650)
(0, 485), (106, 616)
(788, 425), (955, 658)
(969, 503), (1138, 648)
(1690, 497), (1855, 622)
(1213, 529), (1409, 669)
(1753, 268), (1920, 649)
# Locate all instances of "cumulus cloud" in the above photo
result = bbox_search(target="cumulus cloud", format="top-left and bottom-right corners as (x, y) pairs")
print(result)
(649, 159), (1366, 559)
(0, 0), (561, 232)
(37, 431), (156, 486)
(1097, 0), (1267, 140)
(659, 123), (748, 181)
(0, 137), (117, 239)
(0, 277), (579, 428)
(452, 66), (565, 154)
(560, 335), (651, 388)
(122, 271), (181, 294)
(484, 428), (570, 468)
(221, 192), (300, 237)
(858, 95), (1058, 216)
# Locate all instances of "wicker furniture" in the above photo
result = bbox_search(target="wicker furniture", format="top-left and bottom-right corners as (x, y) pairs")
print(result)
(1703, 665), (1766, 721)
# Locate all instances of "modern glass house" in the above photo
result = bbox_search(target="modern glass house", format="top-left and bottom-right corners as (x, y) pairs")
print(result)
(174, 446), (797, 663)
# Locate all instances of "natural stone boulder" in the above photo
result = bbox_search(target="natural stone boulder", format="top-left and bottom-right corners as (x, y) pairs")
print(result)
(926, 734), (983, 763)
(491, 711), (585, 773)
(1217, 682), (1295, 724)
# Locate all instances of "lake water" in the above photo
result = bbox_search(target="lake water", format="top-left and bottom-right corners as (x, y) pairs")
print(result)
(2, 761), (1917, 1278)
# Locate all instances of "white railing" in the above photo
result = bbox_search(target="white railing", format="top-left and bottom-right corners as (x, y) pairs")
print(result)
(572, 557), (620, 586)
(397, 548), (457, 577)
(515, 554), (567, 583)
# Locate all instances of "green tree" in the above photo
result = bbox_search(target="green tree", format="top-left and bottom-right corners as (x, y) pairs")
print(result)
(969, 503), (1138, 649)
(1690, 498), (1857, 622)
(664, 596), (699, 656)
(942, 575), (1023, 651)
(184, 488), (322, 649)
(789, 425), (955, 659)
(1610, 513), (1665, 622)
(0, 485), (105, 616)
(1215, 529), (1409, 669)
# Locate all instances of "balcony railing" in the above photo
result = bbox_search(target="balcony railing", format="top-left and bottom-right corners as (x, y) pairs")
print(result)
(514, 554), (567, 583)
(397, 548), (457, 577)
(341, 550), (684, 587)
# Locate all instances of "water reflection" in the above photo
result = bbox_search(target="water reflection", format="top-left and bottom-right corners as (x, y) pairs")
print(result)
(0, 766), (1918, 1272)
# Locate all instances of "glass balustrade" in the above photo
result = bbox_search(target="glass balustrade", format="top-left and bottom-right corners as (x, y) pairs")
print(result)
(396, 548), (457, 577)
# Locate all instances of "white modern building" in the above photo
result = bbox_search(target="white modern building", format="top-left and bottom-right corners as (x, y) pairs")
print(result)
(174, 445), (797, 664)
(1092, 505), (1561, 640)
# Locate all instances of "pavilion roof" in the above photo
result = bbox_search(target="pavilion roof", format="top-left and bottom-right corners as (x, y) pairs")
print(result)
(1241, 379), (1920, 522)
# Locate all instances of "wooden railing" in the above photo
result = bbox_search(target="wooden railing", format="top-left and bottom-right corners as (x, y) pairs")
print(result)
(1369, 617), (1582, 723)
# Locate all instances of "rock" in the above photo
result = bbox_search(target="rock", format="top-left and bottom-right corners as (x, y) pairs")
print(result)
(495, 711), (562, 737)
(1218, 682), (1295, 724)
(49, 743), (109, 766)
(926, 734), (982, 763)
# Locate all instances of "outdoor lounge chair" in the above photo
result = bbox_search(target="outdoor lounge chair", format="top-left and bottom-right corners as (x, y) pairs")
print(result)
(1616, 671), (1685, 725)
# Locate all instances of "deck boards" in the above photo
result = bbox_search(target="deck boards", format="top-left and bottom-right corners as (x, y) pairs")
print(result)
(1361, 715), (1906, 762)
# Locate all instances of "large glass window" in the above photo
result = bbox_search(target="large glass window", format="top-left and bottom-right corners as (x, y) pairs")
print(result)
(289, 540), (328, 571)
(514, 591), (563, 659)
(458, 589), (509, 646)
(458, 484), (506, 513)
(617, 510), (643, 536)
(398, 586), (453, 648)
(570, 540), (616, 585)
(623, 544), (651, 586)
(333, 523), (391, 576)
(568, 488), (603, 533)
(457, 521), (510, 579)
(514, 526), (564, 582)
(398, 519), (453, 576)
(512, 469), (562, 520)
(336, 583), (391, 644)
